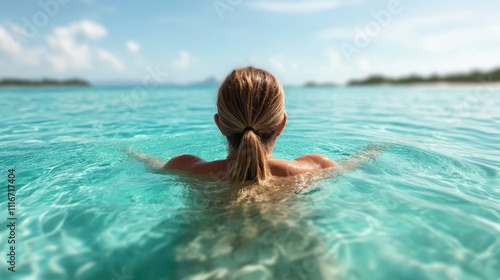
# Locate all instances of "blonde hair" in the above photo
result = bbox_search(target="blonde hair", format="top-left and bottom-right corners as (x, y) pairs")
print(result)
(217, 67), (285, 184)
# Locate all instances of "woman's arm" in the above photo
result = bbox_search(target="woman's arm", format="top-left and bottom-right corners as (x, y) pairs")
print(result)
(337, 142), (388, 170)
(124, 147), (167, 173)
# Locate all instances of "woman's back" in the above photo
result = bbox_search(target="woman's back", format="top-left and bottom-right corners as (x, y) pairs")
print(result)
(165, 153), (336, 180)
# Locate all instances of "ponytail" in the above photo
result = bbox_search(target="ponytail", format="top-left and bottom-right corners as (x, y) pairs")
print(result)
(217, 67), (285, 184)
(229, 130), (270, 183)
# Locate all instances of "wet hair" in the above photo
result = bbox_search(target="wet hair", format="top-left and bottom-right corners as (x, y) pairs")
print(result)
(217, 67), (285, 183)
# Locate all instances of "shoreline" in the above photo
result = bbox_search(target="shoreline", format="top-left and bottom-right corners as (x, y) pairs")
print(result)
(344, 82), (500, 88)
(1, 83), (500, 89)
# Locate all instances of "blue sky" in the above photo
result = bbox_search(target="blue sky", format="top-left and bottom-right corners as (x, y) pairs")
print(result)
(0, 0), (499, 85)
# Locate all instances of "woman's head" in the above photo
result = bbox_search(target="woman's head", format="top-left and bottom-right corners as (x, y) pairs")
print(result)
(215, 66), (286, 183)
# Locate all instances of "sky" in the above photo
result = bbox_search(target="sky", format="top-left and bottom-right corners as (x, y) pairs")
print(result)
(0, 0), (499, 85)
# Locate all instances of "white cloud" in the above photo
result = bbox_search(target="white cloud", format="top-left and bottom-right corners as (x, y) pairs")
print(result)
(379, 12), (489, 51)
(357, 58), (371, 71)
(325, 49), (342, 67)
(290, 48), (374, 84)
(0, 20), (125, 77)
(248, 1), (351, 13)
(173, 51), (192, 70)
(393, 12), (475, 32)
(44, 20), (124, 72)
(324, 48), (369, 71)
(268, 55), (300, 73)
(0, 25), (45, 66)
(97, 49), (124, 71)
(126, 40), (140, 53)
(317, 12), (478, 45)
(53, 20), (107, 40)
(418, 25), (500, 53)
(311, 9), (500, 83)
(79, 20), (107, 39)
(45, 20), (107, 71)
(46, 37), (92, 71)
(7, 21), (24, 37)
(0, 26), (21, 55)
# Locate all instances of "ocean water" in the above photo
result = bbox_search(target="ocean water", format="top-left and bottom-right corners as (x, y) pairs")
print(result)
(0, 86), (499, 280)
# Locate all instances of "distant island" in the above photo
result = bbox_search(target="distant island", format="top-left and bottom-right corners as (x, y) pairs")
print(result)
(189, 76), (219, 87)
(94, 76), (219, 87)
(0, 78), (91, 87)
(348, 68), (500, 86)
(304, 81), (337, 87)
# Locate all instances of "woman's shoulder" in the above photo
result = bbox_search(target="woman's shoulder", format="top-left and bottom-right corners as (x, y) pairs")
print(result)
(294, 154), (336, 168)
(165, 154), (204, 171)
(165, 153), (335, 179)
(268, 154), (336, 177)
(165, 154), (230, 179)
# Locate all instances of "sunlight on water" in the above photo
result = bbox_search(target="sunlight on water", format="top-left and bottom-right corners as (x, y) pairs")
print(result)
(0, 86), (499, 279)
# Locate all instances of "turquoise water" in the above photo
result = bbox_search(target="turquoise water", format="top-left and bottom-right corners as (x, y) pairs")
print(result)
(0, 86), (499, 280)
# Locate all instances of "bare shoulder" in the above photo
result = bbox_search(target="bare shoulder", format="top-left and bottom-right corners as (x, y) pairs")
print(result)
(164, 154), (229, 178)
(164, 153), (335, 178)
(165, 154), (205, 172)
(269, 154), (335, 177)
(294, 154), (336, 168)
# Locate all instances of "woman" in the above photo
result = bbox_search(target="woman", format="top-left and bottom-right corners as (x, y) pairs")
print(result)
(130, 66), (336, 183)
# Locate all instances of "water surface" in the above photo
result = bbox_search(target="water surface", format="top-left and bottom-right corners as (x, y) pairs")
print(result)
(0, 86), (499, 280)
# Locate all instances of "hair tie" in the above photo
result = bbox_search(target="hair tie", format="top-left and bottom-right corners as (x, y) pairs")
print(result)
(242, 126), (255, 133)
